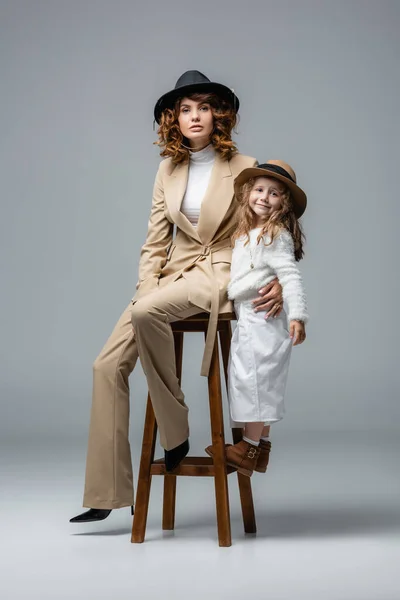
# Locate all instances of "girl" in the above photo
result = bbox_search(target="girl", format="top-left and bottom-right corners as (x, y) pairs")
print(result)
(206, 160), (308, 476)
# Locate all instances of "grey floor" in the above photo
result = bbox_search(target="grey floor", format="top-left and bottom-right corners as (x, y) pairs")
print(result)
(1, 432), (399, 600)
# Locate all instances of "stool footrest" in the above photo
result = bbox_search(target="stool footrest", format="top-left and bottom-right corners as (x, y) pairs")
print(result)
(151, 456), (237, 477)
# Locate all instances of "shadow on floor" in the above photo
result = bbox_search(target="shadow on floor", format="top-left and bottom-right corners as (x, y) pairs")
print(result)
(71, 528), (132, 537)
(70, 505), (400, 539)
(186, 505), (400, 539)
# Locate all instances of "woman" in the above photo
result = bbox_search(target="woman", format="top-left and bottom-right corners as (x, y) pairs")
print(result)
(70, 70), (283, 524)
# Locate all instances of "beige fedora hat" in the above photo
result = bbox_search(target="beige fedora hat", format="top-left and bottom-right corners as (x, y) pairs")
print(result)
(234, 160), (307, 218)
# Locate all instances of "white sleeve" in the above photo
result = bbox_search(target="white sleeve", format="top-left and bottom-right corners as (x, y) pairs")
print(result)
(261, 230), (308, 323)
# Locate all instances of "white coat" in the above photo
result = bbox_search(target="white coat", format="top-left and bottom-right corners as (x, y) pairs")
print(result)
(227, 227), (308, 424)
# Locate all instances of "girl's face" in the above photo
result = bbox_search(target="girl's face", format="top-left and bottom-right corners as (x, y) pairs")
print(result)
(248, 176), (286, 225)
(178, 97), (214, 150)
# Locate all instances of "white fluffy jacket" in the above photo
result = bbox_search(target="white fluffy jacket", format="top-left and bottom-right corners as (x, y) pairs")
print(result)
(227, 228), (308, 323)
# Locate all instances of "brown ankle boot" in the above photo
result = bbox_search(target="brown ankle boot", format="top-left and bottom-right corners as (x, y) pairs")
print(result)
(254, 439), (271, 473)
(205, 440), (271, 474)
(225, 440), (261, 477)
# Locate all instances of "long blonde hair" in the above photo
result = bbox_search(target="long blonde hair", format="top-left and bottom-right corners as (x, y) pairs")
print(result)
(232, 177), (305, 261)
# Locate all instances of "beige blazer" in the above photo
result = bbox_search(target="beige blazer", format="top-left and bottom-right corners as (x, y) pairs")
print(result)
(132, 152), (257, 375)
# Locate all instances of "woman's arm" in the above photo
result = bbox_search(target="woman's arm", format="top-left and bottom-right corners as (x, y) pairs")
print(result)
(133, 162), (173, 300)
(252, 278), (283, 319)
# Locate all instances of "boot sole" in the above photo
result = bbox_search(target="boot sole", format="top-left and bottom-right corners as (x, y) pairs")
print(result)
(226, 460), (253, 477)
(254, 466), (268, 473)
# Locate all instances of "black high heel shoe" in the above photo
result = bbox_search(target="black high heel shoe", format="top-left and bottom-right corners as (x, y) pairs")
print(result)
(164, 439), (189, 472)
(69, 506), (134, 523)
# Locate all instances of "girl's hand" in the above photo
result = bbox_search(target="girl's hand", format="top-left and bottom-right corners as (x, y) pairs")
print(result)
(252, 278), (283, 319)
(290, 320), (306, 346)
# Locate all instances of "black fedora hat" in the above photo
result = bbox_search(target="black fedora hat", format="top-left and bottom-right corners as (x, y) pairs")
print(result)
(154, 70), (240, 124)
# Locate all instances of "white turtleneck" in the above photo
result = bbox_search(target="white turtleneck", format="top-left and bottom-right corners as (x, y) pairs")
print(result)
(180, 144), (216, 227)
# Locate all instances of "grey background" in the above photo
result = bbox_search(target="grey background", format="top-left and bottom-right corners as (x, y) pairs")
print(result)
(1, 0), (399, 443)
(1, 2), (400, 600)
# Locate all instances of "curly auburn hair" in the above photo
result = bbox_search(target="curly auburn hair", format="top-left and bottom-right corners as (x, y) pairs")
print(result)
(232, 177), (305, 261)
(155, 92), (238, 164)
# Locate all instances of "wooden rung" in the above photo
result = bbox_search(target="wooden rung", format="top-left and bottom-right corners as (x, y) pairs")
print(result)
(150, 457), (237, 477)
(153, 456), (213, 466)
(171, 322), (208, 333)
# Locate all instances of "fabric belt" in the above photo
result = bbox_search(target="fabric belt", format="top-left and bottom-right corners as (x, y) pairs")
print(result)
(174, 237), (232, 377)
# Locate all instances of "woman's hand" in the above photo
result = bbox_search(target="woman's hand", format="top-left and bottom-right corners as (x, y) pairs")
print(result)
(289, 320), (306, 346)
(252, 278), (283, 319)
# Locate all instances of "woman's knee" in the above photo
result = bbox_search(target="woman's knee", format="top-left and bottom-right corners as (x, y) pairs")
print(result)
(130, 300), (148, 327)
(131, 299), (161, 327)
(93, 347), (132, 379)
(92, 315), (138, 378)
(93, 352), (108, 375)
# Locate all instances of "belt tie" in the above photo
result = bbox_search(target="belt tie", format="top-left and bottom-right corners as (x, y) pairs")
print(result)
(175, 238), (231, 377)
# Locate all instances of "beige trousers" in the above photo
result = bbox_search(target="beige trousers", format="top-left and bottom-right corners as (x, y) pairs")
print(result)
(83, 278), (202, 509)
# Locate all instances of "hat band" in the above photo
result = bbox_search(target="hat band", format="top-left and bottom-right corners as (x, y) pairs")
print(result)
(259, 164), (295, 183)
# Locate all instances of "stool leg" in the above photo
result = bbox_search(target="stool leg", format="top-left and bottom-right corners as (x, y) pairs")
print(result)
(162, 331), (183, 530)
(162, 475), (177, 531)
(219, 322), (257, 535)
(131, 394), (157, 543)
(207, 334), (232, 547)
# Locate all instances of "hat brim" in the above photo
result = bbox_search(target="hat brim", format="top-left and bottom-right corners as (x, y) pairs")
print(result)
(234, 167), (307, 218)
(154, 82), (240, 124)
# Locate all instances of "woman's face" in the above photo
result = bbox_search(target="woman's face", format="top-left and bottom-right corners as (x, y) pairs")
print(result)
(178, 97), (214, 149)
(248, 177), (286, 224)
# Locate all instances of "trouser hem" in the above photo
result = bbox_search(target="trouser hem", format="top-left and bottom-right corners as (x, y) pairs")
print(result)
(83, 498), (134, 510)
(162, 427), (190, 451)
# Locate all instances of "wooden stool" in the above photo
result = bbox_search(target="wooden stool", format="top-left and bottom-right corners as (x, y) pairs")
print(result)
(131, 312), (256, 547)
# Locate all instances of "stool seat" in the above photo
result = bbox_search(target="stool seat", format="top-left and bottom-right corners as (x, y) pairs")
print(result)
(173, 311), (236, 320)
(171, 312), (236, 333)
(131, 311), (256, 547)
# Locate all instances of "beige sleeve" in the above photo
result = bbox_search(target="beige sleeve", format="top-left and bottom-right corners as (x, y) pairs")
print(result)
(133, 162), (173, 300)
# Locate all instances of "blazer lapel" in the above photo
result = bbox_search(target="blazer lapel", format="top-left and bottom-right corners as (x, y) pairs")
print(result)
(197, 154), (233, 244)
(164, 161), (202, 243)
